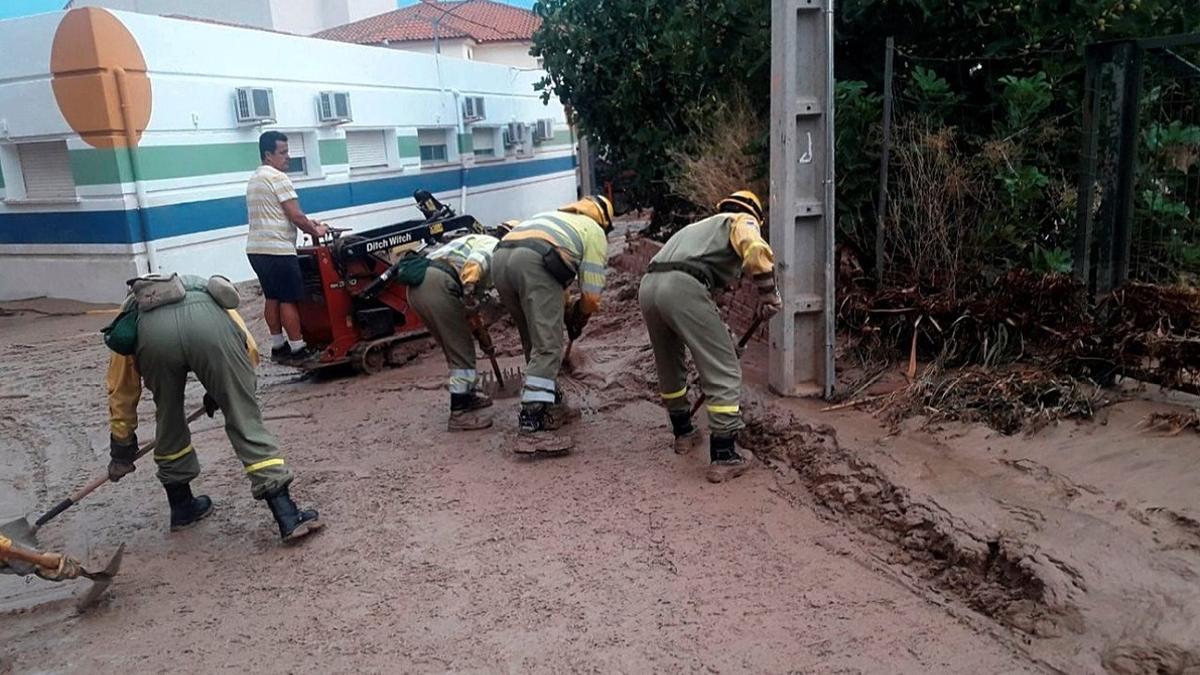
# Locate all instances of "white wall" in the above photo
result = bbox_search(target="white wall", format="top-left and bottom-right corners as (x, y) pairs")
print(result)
(387, 39), (475, 61)
(0, 10), (576, 303)
(474, 42), (538, 68)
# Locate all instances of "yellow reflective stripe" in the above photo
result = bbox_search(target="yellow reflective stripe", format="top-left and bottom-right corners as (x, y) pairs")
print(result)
(660, 387), (688, 400)
(706, 404), (740, 414)
(154, 444), (194, 462)
(244, 458), (285, 474)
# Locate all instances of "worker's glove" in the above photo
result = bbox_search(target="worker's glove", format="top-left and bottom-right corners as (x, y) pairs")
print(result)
(202, 392), (219, 418)
(34, 556), (81, 582)
(466, 310), (485, 335)
(108, 434), (138, 482)
(565, 300), (589, 341)
(461, 283), (479, 312)
(756, 291), (783, 321)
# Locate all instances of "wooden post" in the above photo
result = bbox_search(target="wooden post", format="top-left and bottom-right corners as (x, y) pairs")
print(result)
(875, 37), (895, 285)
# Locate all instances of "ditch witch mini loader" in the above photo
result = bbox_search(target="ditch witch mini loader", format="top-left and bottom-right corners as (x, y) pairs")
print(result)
(290, 190), (479, 373)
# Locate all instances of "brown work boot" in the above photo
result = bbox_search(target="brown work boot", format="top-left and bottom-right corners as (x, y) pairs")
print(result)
(705, 434), (751, 483)
(674, 429), (704, 455)
(465, 390), (493, 411)
(547, 391), (580, 427)
(669, 411), (702, 455)
(515, 403), (574, 454)
(448, 408), (493, 431)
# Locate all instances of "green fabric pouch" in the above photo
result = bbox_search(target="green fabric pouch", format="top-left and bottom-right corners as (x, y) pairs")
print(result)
(102, 302), (139, 356)
(394, 255), (432, 287)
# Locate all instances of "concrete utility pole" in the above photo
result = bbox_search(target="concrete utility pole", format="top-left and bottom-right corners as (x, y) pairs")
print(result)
(768, 0), (836, 399)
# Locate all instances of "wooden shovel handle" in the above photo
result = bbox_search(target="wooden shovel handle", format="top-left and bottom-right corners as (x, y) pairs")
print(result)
(33, 405), (207, 529)
(0, 534), (63, 571)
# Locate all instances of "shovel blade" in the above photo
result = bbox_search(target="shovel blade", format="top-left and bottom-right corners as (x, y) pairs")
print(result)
(76, 543), (124, 611)
(1, 515), (37, 546)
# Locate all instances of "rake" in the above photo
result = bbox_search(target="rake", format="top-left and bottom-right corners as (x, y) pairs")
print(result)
(471, 315), (523, 399)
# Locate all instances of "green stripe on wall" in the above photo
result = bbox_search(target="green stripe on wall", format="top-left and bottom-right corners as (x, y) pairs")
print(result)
(319, 139), (348, 166)
(0, 163), (5, 189)
(70, 148), (133, 185)
(457, 133), (473, 155)
(398, 135), (420, 158)
(70, 143), (260, 185)
(539, 128), (573, 146)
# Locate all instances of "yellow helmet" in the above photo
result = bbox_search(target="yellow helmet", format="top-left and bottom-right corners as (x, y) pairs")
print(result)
(716, 190), (764, 222)
(559, 194), (615, 232)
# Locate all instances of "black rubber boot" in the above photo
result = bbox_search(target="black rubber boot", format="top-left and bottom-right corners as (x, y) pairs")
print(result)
(164, 482), (214, 532)
(263, 486), (322, 543)
(706, 433), (750, 484)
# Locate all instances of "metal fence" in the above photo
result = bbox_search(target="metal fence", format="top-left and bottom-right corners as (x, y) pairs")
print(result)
(1076, 35), (1200, 293)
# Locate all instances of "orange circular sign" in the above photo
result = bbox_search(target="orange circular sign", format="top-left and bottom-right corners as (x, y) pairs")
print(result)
(50, 8), (151, 149)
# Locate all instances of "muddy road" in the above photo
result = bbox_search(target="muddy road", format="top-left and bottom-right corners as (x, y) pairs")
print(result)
(0, 278), (1043, 673)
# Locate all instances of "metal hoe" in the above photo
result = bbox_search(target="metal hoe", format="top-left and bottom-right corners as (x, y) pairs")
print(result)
(0, 534), (125, 611)
(0, 405), (207, 550)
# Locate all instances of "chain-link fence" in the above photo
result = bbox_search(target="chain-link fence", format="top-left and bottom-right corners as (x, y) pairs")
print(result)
(1077, 36), (1200, 292)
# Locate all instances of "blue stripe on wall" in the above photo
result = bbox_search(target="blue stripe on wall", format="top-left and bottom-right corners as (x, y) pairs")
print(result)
(0, 155), (577, 246)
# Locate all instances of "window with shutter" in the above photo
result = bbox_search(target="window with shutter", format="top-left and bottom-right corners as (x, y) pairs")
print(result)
(286, 134), (307, 176)
(417, 128), (449, 165)
(472, 127), (497, 159)
(346, 130), (387, 170)
(18, 141), (76, 200)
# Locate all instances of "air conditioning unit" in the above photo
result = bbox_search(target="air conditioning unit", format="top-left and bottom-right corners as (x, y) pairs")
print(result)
(235, 87), (276, 125)
(318, 91), (352, 124)
(534, 118), (555, 141)
(504, 121), (527, 147)
(462, 96), (486, 122)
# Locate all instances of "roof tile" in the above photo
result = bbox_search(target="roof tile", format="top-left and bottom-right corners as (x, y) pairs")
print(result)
(312, 0), (540, 45)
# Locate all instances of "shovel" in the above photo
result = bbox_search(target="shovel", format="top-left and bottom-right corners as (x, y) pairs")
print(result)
(0, 534), (124, 611)
(689, 316), (765, 418)
(0, 405), (207, 549)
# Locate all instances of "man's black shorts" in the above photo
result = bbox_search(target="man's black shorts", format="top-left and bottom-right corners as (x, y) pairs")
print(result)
(247, 254), (304, 302)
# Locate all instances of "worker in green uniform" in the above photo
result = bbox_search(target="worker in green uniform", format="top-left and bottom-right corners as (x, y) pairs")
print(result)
(491, 196), (614, 451)
(105, 274), (322, 542)
(638, 190), (782, 483)
(408, 223), (511, 431)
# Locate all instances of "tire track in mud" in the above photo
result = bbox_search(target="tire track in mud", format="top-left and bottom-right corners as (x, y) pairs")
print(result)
(571, 274), (1081, 651)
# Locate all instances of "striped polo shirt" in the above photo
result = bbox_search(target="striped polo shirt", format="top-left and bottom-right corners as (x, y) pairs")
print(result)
(245, 165), (299, 256)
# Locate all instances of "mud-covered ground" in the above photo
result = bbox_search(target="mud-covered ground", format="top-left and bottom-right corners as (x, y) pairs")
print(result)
(2, 261), (1197, 673)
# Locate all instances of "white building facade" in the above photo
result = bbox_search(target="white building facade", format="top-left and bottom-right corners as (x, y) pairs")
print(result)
(0, 9), (576, 302)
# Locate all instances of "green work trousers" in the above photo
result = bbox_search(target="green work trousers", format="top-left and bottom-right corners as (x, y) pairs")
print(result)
(135, 292), (291, 499)
(638, 271), (744, 436)
(409, 265), (478, 394)
(491, 246), (564, 404)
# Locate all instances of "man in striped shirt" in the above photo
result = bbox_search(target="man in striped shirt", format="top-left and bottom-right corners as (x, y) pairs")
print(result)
(492, 196), (614, 452)
(245, 131), (328, 363)
(408, 224), (510, 431)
